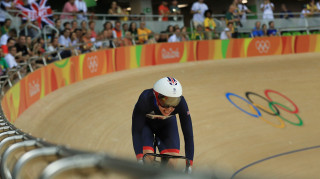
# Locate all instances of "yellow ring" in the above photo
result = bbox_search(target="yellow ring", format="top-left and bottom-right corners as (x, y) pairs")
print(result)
(249, 103), (286, 129)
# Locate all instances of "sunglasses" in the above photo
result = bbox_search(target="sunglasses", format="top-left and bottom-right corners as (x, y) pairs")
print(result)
(158, 94), (181, 108)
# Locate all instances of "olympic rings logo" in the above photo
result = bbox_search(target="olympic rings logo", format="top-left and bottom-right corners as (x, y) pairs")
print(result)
(255, 40), (270, 54)
(225, 89), (303, 128)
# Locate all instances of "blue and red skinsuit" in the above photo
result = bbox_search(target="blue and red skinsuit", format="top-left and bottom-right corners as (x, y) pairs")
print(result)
(132, 89), (194, 165)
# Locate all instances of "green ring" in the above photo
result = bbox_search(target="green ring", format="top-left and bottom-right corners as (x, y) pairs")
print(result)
(269, 102), (303, 126)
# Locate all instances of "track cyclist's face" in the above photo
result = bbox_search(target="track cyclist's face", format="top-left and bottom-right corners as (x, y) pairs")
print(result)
(158, 105), (175, 116)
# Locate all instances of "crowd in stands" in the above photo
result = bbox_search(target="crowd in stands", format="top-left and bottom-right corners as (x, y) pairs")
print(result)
(0, 0), (320, 77)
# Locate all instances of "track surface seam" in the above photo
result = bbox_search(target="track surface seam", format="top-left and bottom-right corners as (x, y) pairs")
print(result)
(231, 145), (320, 178)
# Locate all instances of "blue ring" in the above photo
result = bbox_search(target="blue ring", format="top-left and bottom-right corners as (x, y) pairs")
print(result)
(226, 93), (261, 118)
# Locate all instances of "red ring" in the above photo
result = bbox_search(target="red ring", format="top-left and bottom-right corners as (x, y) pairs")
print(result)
(264, 89), (299, 114)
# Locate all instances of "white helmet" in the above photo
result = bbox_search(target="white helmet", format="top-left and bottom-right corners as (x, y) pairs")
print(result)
(153, 77), (182, 108)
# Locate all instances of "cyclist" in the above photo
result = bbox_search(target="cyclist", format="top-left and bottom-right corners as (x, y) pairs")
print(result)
(132, 77), (194, 173)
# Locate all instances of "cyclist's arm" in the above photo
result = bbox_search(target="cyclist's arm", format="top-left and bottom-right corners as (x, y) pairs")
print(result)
(132, 93), (148, 160)
(178, 96), (194, 166)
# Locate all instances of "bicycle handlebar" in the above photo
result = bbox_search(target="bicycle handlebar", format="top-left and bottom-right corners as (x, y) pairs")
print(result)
(143, 153), (191, 168)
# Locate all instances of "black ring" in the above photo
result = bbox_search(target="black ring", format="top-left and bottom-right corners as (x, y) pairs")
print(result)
(245, 92), (280, 116)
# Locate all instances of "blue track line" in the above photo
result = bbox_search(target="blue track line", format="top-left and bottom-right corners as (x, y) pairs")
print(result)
(231, 145), (320, 179)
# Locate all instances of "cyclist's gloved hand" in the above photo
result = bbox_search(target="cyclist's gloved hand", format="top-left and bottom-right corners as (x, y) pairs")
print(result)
(184, 166), (192, 174)
(138, 159), (144, 165)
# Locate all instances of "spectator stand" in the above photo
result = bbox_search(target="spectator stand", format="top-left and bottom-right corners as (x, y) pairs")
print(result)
(2, 8), (320, 178)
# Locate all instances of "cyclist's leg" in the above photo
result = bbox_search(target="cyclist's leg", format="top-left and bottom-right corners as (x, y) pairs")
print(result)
(142, 124), (156, 163)
(157, 116), (180, 167)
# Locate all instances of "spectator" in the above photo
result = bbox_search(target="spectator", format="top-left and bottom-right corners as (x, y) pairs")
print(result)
(252, 21), (264, 37)
(166, 25), (175, 37)
(112, 20), (122, 38)
(88, 20), (97, 38)
(120, 7), (129, 21)
(58, 29), (72, 48)
(101, 29), (115, 48)
(61, 0), (78, 20)
(94, 32), (103, 49)
(168, 27), (181, 42)
(1, 36), (13, 62)
(220, 22), (233, 40)
(122, 23), (129, 36)
(19, 21), (38, 39)
(301, 4), (312, 18)
(70, 31), (78, 46)
(231, 0), (241, 22)
(307, 0), (318, 16)
(0, 28), (17, 46)
(174, 24), (180, 30)
(26, 36), (33, 55)
(191, 24), (204, 40)
(204, 9), (216, 39)
(15, 35), (31, 61)
(317, 0), (320, 11)
(262, 24), (268, 36)
(1, 19), (11, 35)
(237, 0), (252, 22)
(123, 31), (133, 46)
(63, 22), (71, 31)
(267, 21), (277, 36)
(104, 21), (113, 31)
(108, 1), (122, 20)
(225, 5), (240, 38)
(81, 29), (93, 52)
(47, 37), (60, 62)
(0, 48), (9, 75)
(181, 26), (190, 41)
(137, 21), (152, 44)
(158, 0), (170, 21)
(191, 0), (208, 27)
(5, 37), (15, 52)
(75, 0), (88, 21)
(169, 0), (181, 21)
(4, 46), (19, 68)
(74, 28), (82, 42)
(80, 20), (88, 33)
(71, 20), (78, 32)
(157, 31), (168, 42)
(54, 19), (62, 35)
(148, 34), (160, 44)
(260, 0), (274, 20)
(33, 37), (45, 56)
(280, 3), (293, 19)
(129, 22), (138, 41)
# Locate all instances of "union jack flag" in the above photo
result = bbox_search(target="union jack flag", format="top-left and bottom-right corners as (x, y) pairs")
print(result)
(14, 0), (54, 28)
(167, 77), (178, 86)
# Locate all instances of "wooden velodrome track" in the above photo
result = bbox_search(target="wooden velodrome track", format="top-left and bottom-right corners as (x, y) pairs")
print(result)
(13, 52), (320, 178)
